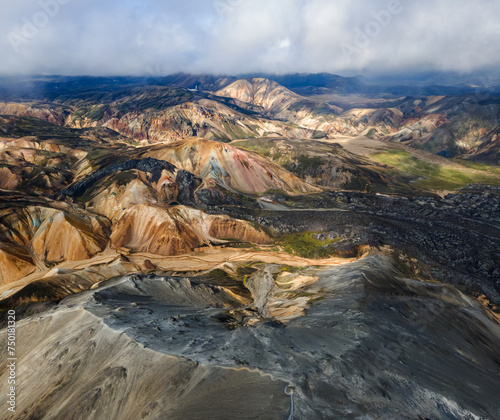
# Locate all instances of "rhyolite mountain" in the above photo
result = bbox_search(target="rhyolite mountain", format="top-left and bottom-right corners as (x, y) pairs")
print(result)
(0, 74), (499, 420)
(1, 74), (499, 162)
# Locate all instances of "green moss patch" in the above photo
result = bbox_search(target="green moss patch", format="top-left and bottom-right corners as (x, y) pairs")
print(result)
(278, 232), (340, 259)
(372, 150), (500, 191)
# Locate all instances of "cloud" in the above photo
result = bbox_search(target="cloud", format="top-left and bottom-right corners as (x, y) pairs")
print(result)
(0, 0), (499, 77)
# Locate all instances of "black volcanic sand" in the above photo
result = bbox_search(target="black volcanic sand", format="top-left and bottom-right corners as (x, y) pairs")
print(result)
(2, 254), (499, 419)
(208, 186), (500, 307)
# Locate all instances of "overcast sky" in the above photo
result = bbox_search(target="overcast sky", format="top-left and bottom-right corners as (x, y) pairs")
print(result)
(1, 0), (499, 77)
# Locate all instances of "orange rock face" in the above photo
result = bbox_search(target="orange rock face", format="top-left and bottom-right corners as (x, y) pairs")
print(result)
(32, 212), (109, 264)
(110, 205), (200, 255)
(208, 218), (269, 244)
(0, 167), (21, 190)
(110, 204), (270, 256)
(0, 243), (36, 285)
(0, 206), (110, 277)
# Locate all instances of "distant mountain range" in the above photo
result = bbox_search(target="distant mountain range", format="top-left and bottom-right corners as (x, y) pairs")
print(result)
(2, 72), (499, 102)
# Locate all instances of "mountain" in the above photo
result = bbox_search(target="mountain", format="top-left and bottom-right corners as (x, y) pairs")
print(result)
(135, 137), (319, 194)
(385, 94), (500, 160)
(216, 77), (342, 119)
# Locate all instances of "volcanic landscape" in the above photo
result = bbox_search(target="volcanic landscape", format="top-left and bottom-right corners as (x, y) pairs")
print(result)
(0, 74), (499, 419)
